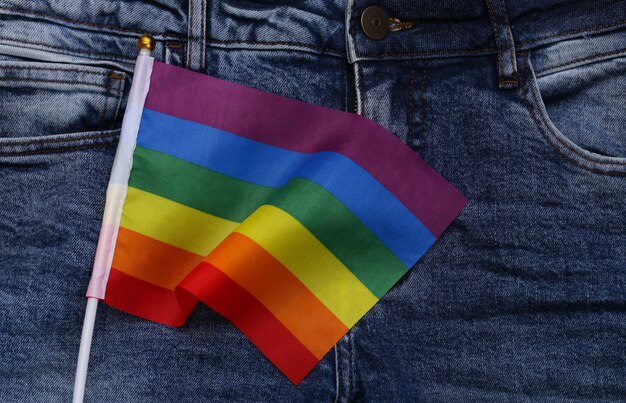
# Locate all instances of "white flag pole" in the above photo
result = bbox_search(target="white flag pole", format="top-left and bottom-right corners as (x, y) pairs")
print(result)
(72, 36), (155, 403)
(72, 297), (98, 403)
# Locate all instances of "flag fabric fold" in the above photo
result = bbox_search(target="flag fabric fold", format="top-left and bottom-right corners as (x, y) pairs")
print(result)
(90, 61), (467, 384)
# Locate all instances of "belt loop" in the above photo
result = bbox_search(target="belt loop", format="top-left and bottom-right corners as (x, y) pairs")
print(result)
(187, 0), (207, 71)
(485, 0), (519, 89)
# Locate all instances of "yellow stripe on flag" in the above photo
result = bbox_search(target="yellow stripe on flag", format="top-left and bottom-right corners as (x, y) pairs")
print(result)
(234, 205), (378, 327)
(120, 187), (238, 255)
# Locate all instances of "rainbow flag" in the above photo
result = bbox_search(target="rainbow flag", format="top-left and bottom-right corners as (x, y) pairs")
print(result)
(87, 58), (467, 384)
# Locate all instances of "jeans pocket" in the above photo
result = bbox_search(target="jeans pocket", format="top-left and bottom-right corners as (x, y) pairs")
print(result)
(0, 60), (126, 157)
(520, 32), (626, 176)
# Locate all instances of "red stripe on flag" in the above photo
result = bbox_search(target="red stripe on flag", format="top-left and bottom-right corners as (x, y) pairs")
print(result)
(104, 268), (197, 327)
(180, 262), (320, 384)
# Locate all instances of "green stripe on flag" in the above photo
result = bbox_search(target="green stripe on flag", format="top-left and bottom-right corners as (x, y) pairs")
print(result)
(130, 146), (272, 222)
(129, 146), (408, 297)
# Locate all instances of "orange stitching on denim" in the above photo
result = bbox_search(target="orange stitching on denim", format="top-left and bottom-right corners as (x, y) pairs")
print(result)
(108, 74), (125, 80)
(518, 19), (626, 46)
(0, 131), (119, 147)
(0, 141), (117, 157)
(0, 7), (184, 39)
(536, 48), (626, 76)
(0, 36), (136, 61)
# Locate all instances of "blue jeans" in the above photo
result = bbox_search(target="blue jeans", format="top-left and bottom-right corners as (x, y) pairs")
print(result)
(1, 0), (625, 401)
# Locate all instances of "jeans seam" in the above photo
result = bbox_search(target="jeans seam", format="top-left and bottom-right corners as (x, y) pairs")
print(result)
(353, 63), (362, 115)
(0, 139), (117, 157)
(0, 37), (136, 62)
(485, 0), (505, 78)
(0, 131), (120, 147)
(336, 343), (342, 401)
(201, 0), (206, 70)
(406, 61), (417, 148)
(518, 19), (626, 46)
(110, 78), (125, 130)
(498, 0), (519, 82)
(0, 7), (185, 39)
(0, 65), (126, 78)
(524, 61), (626, 166)
(206, 39), (344, 56)
(407, 62), (428, 152)
(0, 77), (124, 91)
(535, 48), (626, 76)
(348, 332), (354, 401)
(357, 47), (496, 58)
(188, 0), (194, 69)
(101, 78), (110, 124)
(349, 0), (357, 50)
(354, 21), (626, 59)
(418, 64), (427, 152)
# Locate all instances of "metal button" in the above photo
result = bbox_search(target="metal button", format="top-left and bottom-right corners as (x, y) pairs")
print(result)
(361, 6), (389, 40)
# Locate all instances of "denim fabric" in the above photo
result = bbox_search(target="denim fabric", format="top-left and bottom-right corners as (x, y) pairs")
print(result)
(1, 0), (625, 401)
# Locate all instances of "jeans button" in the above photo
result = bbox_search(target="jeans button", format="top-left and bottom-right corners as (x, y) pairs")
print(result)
(361, 6), (390, 40)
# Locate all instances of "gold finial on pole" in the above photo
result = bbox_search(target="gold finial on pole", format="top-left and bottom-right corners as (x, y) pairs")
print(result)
(137, 34), (155, 51)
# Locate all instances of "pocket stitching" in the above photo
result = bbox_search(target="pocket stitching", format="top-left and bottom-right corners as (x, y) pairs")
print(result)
(0, 77), (123, 91)
(522, 92), (626, 175)
(0, 7), (185, 39)
(525, 65), (626, 166)
(0, 140), (117, 157)
(0, 65), (126, 78)
(0, 61), (125, 153)
(0, 36), (136, 62)
(536, 48), (626, 76)
(109, 76), (126, 130)
(520, 54), (626, 175)
(518, 19), (626, 47)
(1, 131), (119, 147)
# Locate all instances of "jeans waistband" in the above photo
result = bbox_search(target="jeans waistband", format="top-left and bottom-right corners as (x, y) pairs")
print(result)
(0, 0), (624, 71)
(349, 0), (626, 61)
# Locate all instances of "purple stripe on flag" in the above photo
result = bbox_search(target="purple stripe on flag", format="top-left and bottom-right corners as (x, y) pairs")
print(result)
(144, 62), (466, 236)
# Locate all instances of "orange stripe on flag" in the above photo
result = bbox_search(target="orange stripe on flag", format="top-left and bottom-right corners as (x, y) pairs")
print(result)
(205, 232), (349, 359)
(112, 227), (347, 360)
(113, 227), (203, 290)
